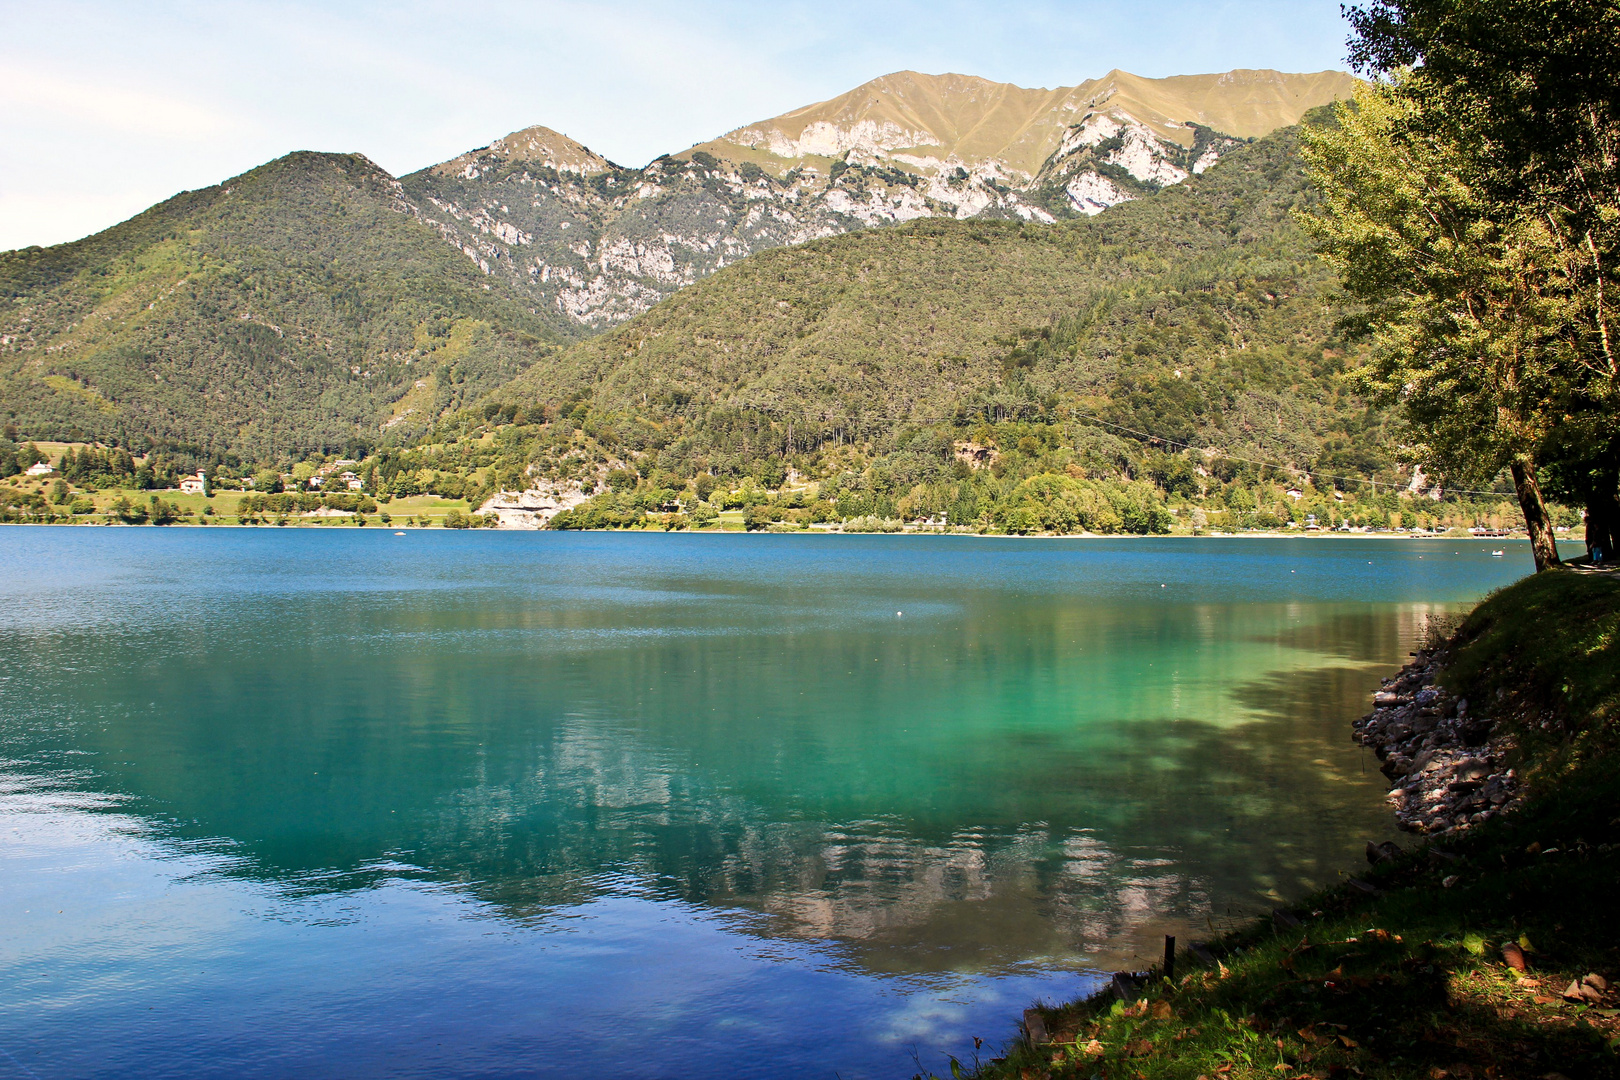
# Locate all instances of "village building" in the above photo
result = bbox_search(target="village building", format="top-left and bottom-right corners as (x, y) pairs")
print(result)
(180, 471), (207, 495)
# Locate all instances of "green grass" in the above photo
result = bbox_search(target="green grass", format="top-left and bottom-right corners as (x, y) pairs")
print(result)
(1441, 568), (1620, 778)
(7, 485), (473, 526)
(973, 568), (1620, 1080)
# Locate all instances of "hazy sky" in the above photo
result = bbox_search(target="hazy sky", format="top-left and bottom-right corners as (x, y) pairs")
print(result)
(0, 0), (1355, 250)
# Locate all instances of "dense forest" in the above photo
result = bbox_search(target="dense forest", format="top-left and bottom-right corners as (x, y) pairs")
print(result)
(0, 152), (569, 461)
(373, 117), (1534, 534)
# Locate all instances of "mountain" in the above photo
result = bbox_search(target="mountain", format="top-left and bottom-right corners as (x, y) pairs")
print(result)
(402, 69), (1357, 331)
(693, 68), (1357, 210)
(429, 116), (1395, 521)
(0, 152), (569, 459)
(0, 68), (1358, 462)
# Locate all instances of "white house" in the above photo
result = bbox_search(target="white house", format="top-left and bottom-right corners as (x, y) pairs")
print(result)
(179, 471), (207, 494)
(341, 471), (363, 491)
(24, 461), (53, 477)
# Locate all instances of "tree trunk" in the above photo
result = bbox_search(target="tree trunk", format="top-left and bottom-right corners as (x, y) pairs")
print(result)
(1586, 482), (1620, 563)
(1510, 457), (1562, 571)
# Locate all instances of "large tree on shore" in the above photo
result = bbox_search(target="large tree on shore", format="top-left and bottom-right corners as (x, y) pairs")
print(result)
(1301, 0), (1620, 570)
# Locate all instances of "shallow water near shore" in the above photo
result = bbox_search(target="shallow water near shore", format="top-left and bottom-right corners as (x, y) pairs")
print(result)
(0, 530), (1541, 1079)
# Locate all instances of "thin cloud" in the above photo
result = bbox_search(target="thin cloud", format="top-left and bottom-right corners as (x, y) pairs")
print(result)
(0, 62), (236, 140)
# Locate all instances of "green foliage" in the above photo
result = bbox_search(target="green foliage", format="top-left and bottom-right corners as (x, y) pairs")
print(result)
(1001, 475), (1171, 535)
(0, 485), (53, 523)
(109, 495), (147, 524)
(1301, 86), (1569, 485)
(1309, 2), (1620, 566)
(476, 122), (1393, 494)
(370, 122), (1536, 533)
(549, 491), (646, 530)
(147, 495), (182, 525)
(0, 152), (565, 460)
(1442, 567), (1620, 771)
(235, 491), (378, 523)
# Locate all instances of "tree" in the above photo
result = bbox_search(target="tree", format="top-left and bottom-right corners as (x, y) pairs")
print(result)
(111, 496), (148, 524)
(1305, 1), (1620, 568)
(1301, 85), (1569, 568)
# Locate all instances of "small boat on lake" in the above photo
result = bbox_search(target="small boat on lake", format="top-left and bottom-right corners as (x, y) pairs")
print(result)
(1491, 549), (1505, 557)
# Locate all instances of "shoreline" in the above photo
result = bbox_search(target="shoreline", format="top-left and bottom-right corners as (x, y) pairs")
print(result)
(975, 567), (1620, 1080)
(0, 519), (1548, 543)
(1354, 647), (1523, 838)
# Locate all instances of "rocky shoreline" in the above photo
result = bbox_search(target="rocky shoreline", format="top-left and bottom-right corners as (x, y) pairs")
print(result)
(1355, 644), (1522, 837)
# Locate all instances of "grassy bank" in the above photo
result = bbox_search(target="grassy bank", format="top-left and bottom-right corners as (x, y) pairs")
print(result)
(971, 567), (1620, 1080)
(0, 483), (477, 526)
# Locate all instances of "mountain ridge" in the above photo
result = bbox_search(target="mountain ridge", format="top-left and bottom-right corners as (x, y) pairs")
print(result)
(404, 67), (1358, 330)
(687, 68), (1358, 177)
(0, 68), (1360, 459)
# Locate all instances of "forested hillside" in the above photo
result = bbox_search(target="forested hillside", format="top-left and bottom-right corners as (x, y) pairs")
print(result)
(483, 117), (1388, 479)
(374, 117), (1528, 533)
(5, 115), (1539, 534)
(0, 152), (569, 461)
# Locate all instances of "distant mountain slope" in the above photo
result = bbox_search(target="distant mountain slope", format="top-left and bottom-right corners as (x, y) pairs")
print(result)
(484, 117), (1389, 481)
(694, 67), (1356, 182)
(403, 69), (1357, 331)
(0, 69), (1359, 461)
(0, 153), (567, 457)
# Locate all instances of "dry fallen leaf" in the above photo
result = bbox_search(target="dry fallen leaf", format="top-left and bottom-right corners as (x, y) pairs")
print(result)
(1502, 942), (1527, 971)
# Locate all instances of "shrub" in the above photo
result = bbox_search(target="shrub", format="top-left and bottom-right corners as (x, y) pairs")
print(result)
(743, 504), (783, 531)
(842, 516), (903, 533)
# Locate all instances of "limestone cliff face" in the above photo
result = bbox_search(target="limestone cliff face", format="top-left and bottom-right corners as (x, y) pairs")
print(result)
(402, 69), (1357, 330)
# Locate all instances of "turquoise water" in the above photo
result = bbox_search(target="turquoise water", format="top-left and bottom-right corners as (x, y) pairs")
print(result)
(0, 530), (1537, 1078)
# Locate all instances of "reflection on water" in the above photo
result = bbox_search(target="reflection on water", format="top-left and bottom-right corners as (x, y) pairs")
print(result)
(0, 531), (1534, 1079)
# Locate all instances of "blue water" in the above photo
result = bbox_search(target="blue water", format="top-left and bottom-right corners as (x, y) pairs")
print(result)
(0, 530), (1540, 1078)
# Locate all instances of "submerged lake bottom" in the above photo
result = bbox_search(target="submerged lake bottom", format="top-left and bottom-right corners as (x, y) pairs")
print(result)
(0, 531), (1538, 1079)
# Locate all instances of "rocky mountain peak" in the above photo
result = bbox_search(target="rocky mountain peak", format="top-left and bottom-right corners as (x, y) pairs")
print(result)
(399, 67), (1360, 331)
(430, 125), (613, 180)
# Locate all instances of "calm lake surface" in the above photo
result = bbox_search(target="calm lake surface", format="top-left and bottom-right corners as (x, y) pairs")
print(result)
(0, 529), (1538, 1079)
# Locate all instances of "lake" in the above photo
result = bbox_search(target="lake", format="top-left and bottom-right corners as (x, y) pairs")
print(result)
(0, 529), (1538, 1079)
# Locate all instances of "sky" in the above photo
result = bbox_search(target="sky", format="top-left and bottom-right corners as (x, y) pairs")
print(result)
(0, 0), (1355, 251)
